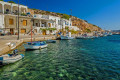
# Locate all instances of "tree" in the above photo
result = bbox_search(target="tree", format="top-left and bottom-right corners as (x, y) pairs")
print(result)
(0, 0), (4, 1)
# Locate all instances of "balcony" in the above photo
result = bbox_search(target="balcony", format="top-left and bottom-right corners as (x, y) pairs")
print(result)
(34, 14), (49, 19)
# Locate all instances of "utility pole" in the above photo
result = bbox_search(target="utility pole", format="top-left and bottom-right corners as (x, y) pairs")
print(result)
(17, 0), (20, 40)
(70, 9), (72, 16)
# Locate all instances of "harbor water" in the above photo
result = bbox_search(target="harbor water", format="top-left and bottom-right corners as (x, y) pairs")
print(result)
(0, 35), (120, 80)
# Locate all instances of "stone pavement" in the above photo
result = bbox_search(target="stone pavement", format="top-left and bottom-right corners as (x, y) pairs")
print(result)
(0, 35), (56, 55)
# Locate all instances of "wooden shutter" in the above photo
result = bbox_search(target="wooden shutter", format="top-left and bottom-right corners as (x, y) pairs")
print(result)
(23, 20), (27, 26)
(9, 19), (13, 25)
(21, 29), (26, 33)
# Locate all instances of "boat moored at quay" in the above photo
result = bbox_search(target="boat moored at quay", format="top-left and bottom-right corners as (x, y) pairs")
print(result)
(0, 50), (24, 65)
(23, 41), (48, 50)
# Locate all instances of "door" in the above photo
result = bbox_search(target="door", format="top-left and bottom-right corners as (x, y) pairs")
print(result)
(34, 29), (37, 33)
(48, 23), (51, 27)
(42, 30), (46, 35)
(21, 29), (26, 34)
(10, 29), (14, 35)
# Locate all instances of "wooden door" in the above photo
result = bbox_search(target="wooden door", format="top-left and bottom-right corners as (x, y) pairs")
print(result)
(21, 29), (26, 34)
(10, 29), (14, 35)
(42, 30), (46, 35)
(34, 29), (37, 33)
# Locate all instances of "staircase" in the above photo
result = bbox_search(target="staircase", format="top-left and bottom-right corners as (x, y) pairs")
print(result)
(27, 26), (36, 35)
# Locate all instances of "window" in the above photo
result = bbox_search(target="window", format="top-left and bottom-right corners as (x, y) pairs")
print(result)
(36, 23), (38, 26)
(23, 20), (27, 26)
(21, 29), (26, 33)
(9, 19), (14, 25)
(48, 23), (51, 27)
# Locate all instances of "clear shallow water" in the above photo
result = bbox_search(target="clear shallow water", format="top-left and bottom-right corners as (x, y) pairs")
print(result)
(0, 35), (120, 80)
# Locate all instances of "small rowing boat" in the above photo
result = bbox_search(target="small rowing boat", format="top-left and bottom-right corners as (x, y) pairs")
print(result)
(0, 49), (24, 65)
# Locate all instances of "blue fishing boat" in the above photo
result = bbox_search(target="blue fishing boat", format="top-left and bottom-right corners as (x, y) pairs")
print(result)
(23, 41), (48, 50)
(23, 21), (48, 50)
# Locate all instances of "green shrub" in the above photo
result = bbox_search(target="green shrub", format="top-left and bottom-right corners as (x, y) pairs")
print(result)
(85, 28), (91, 33)
(46, 11), (50, 14)
(65, 26), (69, 31)
(70, 30), (78, 34)
(62, 14), (70, 20)
(21, 13), (27, 16)
(8, 1), (16, 4)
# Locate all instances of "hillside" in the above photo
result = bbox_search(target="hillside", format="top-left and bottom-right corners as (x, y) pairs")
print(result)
(28, 9), (103, 33)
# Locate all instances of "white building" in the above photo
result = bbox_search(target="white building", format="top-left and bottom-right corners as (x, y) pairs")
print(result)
(33, 14), (79, 35)
(0, 14), (4, 29)
(33, 14), (56, 35)
(0, 1), (28, 14)
(0, 1), (28, 32)
(0, 1), (79, 35)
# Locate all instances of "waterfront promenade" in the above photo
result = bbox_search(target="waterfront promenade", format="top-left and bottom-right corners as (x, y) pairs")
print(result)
(0, 35), (56, 55)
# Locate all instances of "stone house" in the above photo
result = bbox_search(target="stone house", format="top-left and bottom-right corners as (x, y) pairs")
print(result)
(4, 15), (32, 35)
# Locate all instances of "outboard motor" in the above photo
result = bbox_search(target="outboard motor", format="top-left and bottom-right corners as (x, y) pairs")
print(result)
(0, 57), (3, 65)
(13, 49), (18, 54)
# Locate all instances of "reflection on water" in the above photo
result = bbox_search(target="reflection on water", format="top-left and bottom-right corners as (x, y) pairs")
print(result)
(0, 35), (120, 80)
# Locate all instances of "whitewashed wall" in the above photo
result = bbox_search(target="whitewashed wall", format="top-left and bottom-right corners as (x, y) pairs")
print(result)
(0, 15), (4, 29)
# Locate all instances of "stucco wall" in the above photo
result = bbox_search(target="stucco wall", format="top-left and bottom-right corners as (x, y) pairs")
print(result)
(0, 14), (4, 29)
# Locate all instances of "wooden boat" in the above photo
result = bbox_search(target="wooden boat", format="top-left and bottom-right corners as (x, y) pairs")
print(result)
(46, 40), (56, 43)
(23, 21), (48, 50)
(0, 50), (24, 65)
(23, 41), (48, 50)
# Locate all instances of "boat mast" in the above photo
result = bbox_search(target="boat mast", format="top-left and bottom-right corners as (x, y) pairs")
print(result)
(31, 19), (33, 44)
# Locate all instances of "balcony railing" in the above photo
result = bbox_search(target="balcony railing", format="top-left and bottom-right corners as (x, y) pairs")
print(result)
(34, 14), (49, 19)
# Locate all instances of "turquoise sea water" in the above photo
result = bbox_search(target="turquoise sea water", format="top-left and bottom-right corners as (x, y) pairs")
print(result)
(0, 35), (120, 80)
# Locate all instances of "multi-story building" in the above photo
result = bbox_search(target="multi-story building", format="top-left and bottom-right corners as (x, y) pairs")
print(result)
(0, 1), (79, 35)
(0, 1), (29, 35)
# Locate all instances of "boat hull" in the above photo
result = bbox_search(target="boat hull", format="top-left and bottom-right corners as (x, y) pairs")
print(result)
(61, 36), (74, 40)
(23, 44), (48, 50)
(46, 40), (56, 43)
(0, 54), (24, 65)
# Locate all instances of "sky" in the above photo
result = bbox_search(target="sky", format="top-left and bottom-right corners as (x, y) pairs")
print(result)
(4, 0), (120, 30)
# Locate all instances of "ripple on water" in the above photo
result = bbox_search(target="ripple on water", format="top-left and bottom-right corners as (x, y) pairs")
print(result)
(0, 35), (120, 80)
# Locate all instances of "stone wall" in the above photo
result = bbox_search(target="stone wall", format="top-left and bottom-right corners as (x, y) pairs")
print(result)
(4, 15), (32, 34)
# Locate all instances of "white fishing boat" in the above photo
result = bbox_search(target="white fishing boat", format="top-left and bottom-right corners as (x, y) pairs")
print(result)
(23, 41), (48, 50)
(61, 32), (74, 40)
(0, 50), (24, 65)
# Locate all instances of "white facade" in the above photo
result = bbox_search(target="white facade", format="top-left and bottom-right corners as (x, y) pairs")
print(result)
(33, 14), (56, 34)
(33, 14), (79, 34)
(0, 1), (28, 14)
(0, 14), (4, 29)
